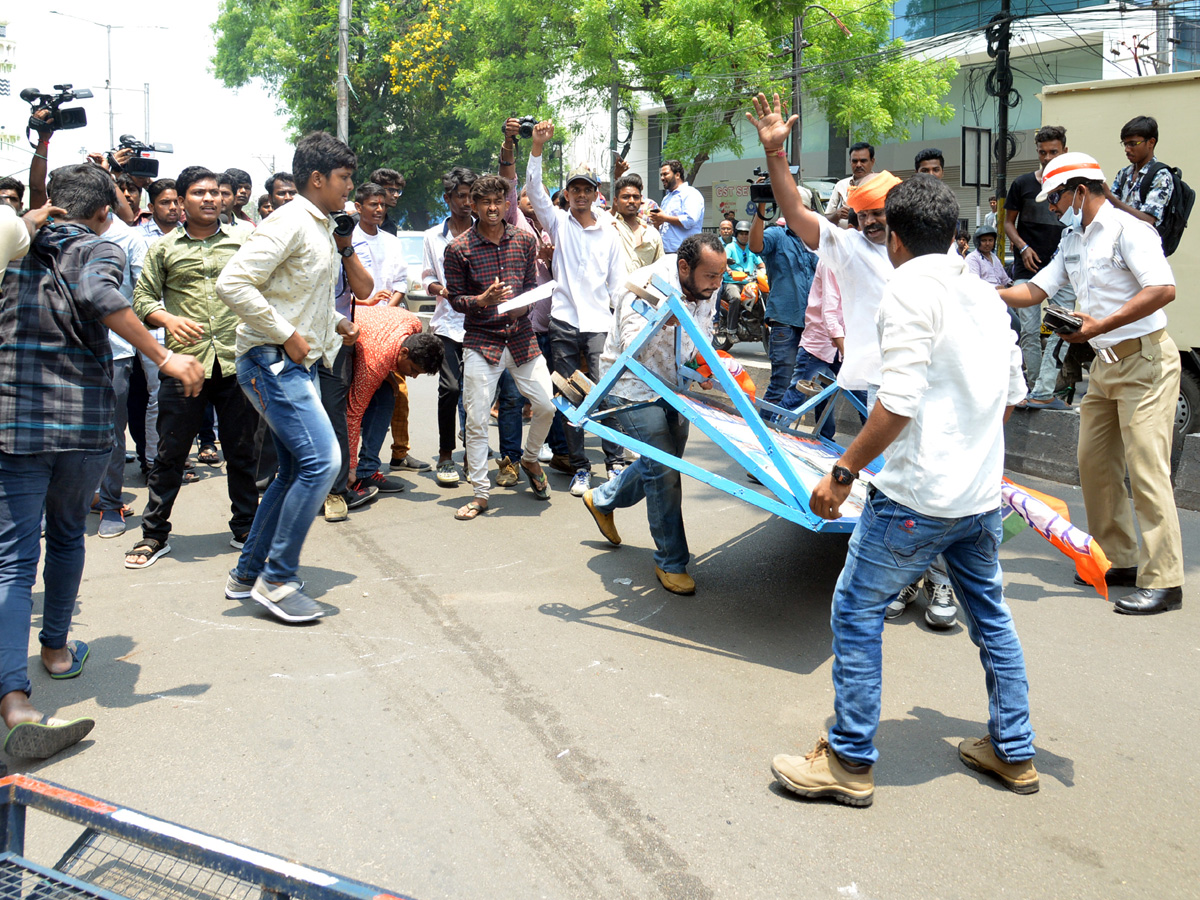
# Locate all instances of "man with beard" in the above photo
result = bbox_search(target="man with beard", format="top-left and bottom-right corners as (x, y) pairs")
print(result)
(648, 159), (704, 252)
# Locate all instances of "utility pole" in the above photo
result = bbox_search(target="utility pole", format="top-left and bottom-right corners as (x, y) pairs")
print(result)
(337, 0), (351, 145)
(986, 0), (1013, 259)
(790, 6), (852, 176)
(610, 8), (620, 189)
(144, 83), (150, 144)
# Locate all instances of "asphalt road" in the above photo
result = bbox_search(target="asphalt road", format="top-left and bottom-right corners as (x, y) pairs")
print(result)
(13, 374), (1199, 900)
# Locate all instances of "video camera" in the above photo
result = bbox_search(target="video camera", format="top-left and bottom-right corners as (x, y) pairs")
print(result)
(109, 134), (174, 180)
(20, 84), (93, 138)
(748, 165), (800, 205)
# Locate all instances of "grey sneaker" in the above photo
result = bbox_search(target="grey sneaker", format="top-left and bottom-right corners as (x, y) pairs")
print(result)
(227, 571), (304, 601)
(97, 508), (127, 539)
(924, 582), (957, 629)
(249, 577), (331, 623)
(886, 582), (920, 620)
(391, 454), (431, 471)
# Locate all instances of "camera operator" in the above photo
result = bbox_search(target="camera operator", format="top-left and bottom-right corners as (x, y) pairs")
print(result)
(0, 163), (202, 759)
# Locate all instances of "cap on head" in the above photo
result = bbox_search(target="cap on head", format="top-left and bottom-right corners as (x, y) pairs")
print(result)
(565, 164), (600, 189)
(1036, 152), (1105, 202)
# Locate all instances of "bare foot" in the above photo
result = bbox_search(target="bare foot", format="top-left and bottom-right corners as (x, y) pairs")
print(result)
(2, 690), (44, 730)
(41, 645), (73, 676)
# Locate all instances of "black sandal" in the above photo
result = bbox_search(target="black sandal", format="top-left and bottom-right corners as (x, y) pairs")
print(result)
(520, 462), (551, 501)
(124, 538), (171, 569)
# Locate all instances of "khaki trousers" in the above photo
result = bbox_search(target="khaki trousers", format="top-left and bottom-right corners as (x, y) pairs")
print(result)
(1077, 333), (1184, 588)
(389, 376), (409, 460)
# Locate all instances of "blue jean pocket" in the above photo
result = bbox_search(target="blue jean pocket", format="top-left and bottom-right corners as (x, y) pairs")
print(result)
(882, 506), (950, 568)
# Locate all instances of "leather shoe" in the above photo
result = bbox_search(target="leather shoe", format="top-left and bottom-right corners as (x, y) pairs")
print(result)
(655, 566), (695, 595)
(582, 490), (620, 546)
(1114, 586), (1182, 615)
(1074, 565), (1137, 588)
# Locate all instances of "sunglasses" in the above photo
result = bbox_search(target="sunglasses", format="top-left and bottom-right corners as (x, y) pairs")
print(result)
(1121, 139), (1147, 149)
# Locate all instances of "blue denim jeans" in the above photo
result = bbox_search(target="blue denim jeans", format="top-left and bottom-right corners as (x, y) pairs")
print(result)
(357, 380), (395, 479)
(0, 449), (108, 697)
(97, 356), (134, 509)
(234, 346), (339, 584)
(589, 399), (690, 573)
(778, 348), (841, 440)
(496, 369), (524, 462)
(764, 323), (804, 409)
(828, 489), (1034, 766)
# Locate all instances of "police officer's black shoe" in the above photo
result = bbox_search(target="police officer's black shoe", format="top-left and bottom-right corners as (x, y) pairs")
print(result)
(1114, 586), (1183, 615)
(1074, 566), (1137, 588)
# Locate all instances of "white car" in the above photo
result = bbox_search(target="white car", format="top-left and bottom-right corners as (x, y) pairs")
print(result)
(394, 230), (435, 313)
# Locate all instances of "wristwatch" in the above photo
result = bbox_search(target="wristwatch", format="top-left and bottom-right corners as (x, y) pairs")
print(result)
(831, 464), (857, 486)
(339, 245), (355, 258)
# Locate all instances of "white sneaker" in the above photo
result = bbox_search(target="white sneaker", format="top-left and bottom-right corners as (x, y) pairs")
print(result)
(885, 582), (920, 620)
(538, 443), (553, 463)
(924, 582), (957, 629)
(570, 469), (591, 497)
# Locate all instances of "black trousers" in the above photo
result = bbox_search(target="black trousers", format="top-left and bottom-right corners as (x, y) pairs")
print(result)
(437, 335), (464, 456)
(318, 344), (355, 496)
(548, 317), (623, 471)
(142, 364), (259, 542)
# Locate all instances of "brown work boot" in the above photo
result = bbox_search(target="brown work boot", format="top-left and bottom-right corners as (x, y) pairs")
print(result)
(958, 736), (1039, 794)
(495, 456), (519, 488)
(547, 453), (574, 475)
(654, 566), (695, 595)
(582, 490), (620, 546)
(772, 736), (874, 807)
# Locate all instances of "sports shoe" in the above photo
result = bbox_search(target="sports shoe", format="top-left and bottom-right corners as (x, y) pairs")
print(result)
(547, 454), (574, 475)
(390, 455), (431, 471)
(958, 736), (1039, 794)
(227, 571), (304, 601)
(583, 490), (620, 546)
(606, 462), (626, 478)
(324, 493), (349, 522)
(885, 582), (920, 620)
(230, 533), (248, 550)
(495, 456), (519, 487)
(771, 737), (875, 807)
(355, 471), (405, 493)
(97, 509), (127, 539)
(436, 459), (461, 487)
(924, 582), (957, 629)
(342, 482), (379, 509)
(538, 443), (553, 463)
(249, 577), (332, 623)
(570, 469), (591, 497)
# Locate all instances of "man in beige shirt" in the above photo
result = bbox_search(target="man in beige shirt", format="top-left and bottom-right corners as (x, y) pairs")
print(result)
(216, 132), (361, 624)
(610, 173), (663, 273)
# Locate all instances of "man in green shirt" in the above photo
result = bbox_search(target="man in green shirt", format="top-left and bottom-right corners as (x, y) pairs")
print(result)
(124, 166), (259, 568)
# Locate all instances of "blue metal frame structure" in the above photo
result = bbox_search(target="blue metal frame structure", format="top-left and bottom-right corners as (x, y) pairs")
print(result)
(555, 274), (880, 533)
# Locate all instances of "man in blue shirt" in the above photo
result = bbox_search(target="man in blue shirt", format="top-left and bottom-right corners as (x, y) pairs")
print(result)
(649, 159), (704, 252)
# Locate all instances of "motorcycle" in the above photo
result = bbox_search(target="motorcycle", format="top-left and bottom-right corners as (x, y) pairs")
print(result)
(714, 269), (770, 354)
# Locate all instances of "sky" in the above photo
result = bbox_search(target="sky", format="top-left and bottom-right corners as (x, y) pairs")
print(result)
(1, 0), (298, 198)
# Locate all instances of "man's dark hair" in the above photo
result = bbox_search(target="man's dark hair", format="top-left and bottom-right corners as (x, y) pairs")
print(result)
(0, 176), (26, 202)
(402, 332), (444, 374)
(850, 141), (875, 159)
(914, 148), (944, 169)
(1034, 125), (1067, 146)
(265, 172), (295, 195)
(677, 232), (725, 268)
(115, 172), (140, 193)
(176, 166), (218, 199)
(613, 173), (644, 195)
(224, 167), (252, 189)
(1063, 177), (1106, 197)
(355, 182), (388, 204)
(48, 164), (120, 220)
(370, 167), (406, 189)
(1120, 115), (1158, 142)
(551, 189), (568, 209)
(442, 166), (476, 195)
(989, 194), (997, 201)
(217, 171), (235, 189)
(470, 174), (511, 201)
(257, 193), (272, 211)
(663, 159), (685, 179)
(147, 178), (176, 203)
(292, 132), (358, 191)
(884, 174), (959, 257)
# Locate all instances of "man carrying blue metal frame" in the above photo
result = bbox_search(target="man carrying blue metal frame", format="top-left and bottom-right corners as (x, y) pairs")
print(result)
(750, 94), (1035, 806)
(581, 233), (726, 595)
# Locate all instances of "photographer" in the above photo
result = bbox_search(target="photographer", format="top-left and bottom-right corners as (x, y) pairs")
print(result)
(0, 163), (202, 759)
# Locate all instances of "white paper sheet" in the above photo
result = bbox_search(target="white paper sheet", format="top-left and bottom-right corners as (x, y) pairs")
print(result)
(496, 280), (557, 313)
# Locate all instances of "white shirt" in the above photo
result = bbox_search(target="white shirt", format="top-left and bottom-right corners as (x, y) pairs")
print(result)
(599, 254), (717, 403)
(871, 254), (1026, 518)
(811, 217), (893, 391)
(421, 217), (465, 343)
(352, 225), (408, 295)
(1030, 201), (1173, 350)
(526, 154), (625, 333)
(103, 214), (148, 361)
(0, 205), (30, 264)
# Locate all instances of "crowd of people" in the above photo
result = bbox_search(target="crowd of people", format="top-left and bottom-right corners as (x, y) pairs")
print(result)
(0, 95), (1185, 811)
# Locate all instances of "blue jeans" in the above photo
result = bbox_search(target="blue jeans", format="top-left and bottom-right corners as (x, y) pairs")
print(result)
(764, 323), (804, 409)
(358, 380), (395, 480)
(496, 369), (523, 462)
(778, 348), (841, 440)
(828, 489), (1034, 766)
(589, 399), (689, 573)
(0, 449), (108, 697)
(234, 346), (339, 584)
(97, 356), (133, 509)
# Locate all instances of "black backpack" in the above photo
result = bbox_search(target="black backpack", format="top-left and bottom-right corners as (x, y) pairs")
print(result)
(1117, 161), (1195, 256)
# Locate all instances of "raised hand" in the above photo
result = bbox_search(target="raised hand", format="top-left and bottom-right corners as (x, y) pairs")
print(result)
(532, 120), (554, 147)
(745, 92), (797, 151)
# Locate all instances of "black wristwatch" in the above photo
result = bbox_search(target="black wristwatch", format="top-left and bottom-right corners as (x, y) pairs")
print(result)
(339, 245), (355, 259)
(831, 464), (857, 486)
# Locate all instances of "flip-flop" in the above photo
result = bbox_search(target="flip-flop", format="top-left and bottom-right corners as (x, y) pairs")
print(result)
(520, 463), (551, 501)
(47, 640), (89, 680)
(197, 444), (222, 465)
(4, 716), (95, 759)
(455, 500), (488, 521)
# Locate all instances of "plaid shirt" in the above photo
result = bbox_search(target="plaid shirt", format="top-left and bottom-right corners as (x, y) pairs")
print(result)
(0, 224), (131, 454)
(444, 223), (539, 365)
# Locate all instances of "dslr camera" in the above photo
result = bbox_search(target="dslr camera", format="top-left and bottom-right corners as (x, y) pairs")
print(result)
(502, 116), (538, 142)
(748, 165), (800, 205)
(21, 84), (93, 135)
(109, 134), (174, 180)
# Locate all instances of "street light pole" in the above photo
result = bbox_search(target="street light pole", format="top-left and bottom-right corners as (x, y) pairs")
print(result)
(790, 4), (853, 177)
(337, 0), (351, 144)
(106, 24), (114, 147)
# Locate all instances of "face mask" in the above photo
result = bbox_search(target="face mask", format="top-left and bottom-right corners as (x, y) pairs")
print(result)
(1058, 188), (1083, 231)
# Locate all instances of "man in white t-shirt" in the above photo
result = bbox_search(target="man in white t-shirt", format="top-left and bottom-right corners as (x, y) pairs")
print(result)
(766, 164), (1035, 808)
(826, 141), (875, 228)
